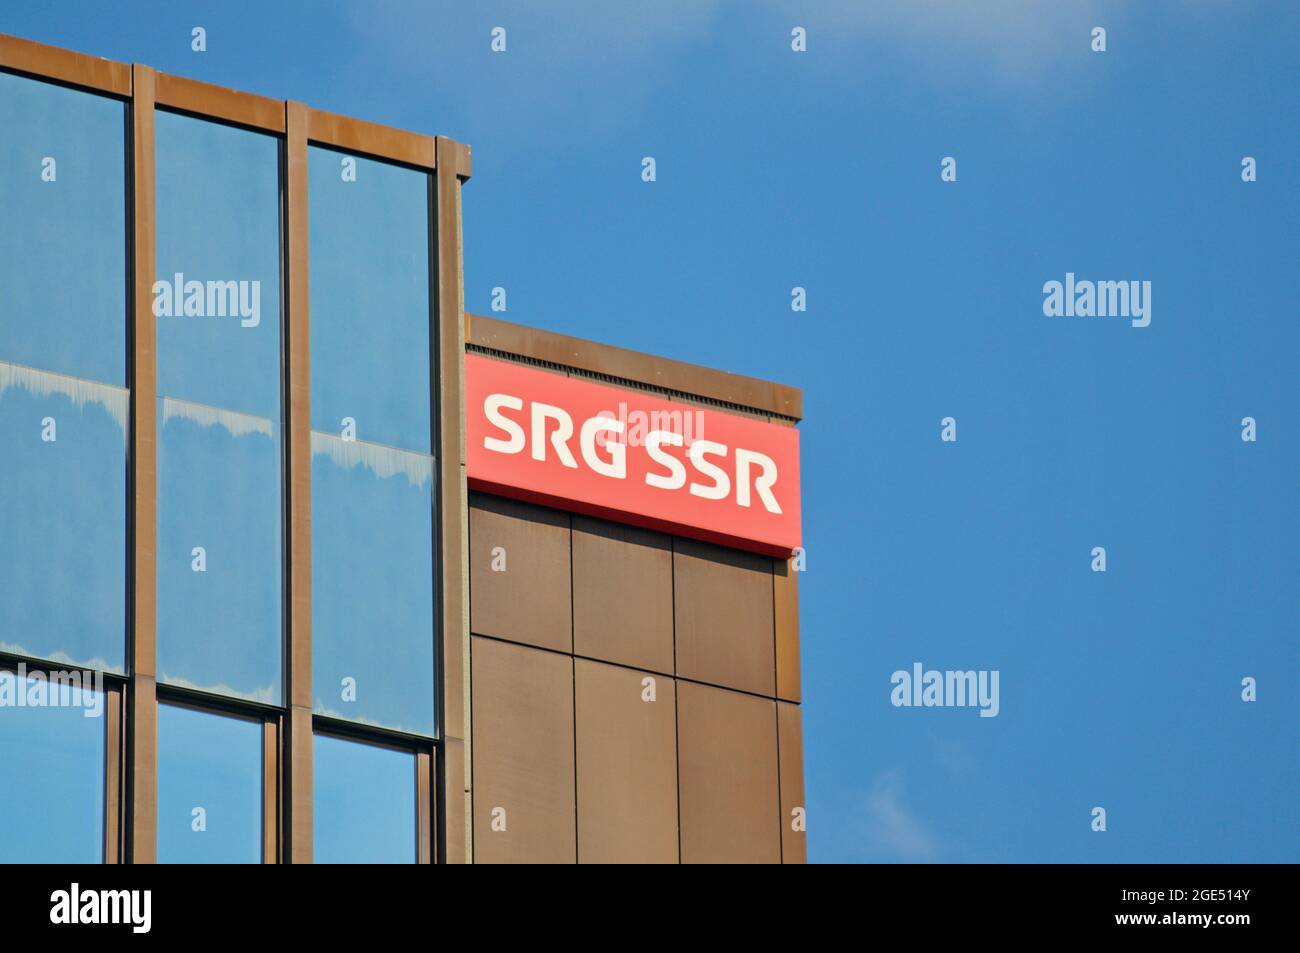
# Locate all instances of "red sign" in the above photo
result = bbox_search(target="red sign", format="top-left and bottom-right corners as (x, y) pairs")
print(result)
(465, 353), (802, 556)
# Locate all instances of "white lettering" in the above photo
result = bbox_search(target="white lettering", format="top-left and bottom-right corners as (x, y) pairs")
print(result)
(483, 393), (525, 454)
(688, 439), (730, 501)
(580, 416), (625, 478)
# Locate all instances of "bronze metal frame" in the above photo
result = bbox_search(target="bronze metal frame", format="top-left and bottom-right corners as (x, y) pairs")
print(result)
(0, 33), (130, 95)
(435, 136), (472, 863)
(262, 716), (282, 863)
(129, 61), (158, 865)
(284, 99), (315, 865)
(103, 682), (125, 863)
(156, 72), (284, 133)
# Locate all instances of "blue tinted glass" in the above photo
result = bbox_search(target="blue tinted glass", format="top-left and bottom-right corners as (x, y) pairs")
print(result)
(0, 72), (127, 675)
(155, 110), (281, 420)
(0, 71), (125, 387)
(157, 398), (282, 704)
(0, 670), (105, 862)
(314, 733), (416, 864)
(0, 366), (126, 673)
(157, 703), (262, 863)
(308, 145), (430, 453)
(154, 110), (283, 704)
(311, 434), (435, 736)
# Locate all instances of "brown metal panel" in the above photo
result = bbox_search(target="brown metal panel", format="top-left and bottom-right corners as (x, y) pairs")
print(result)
(262, 718), (280, 863)
(435, 138), (468, 737)
(770, 416), (802, 701)
(445, 524), (471, 857)
(451, 139), (473, 180)
(429, 751), (439, 864)
(435, 137), (472, 864)
(286, 705), (313, 863)
(285, 100), (312, 712)
(673, 537), (775, 697)
(307, 108), (436, 169)
(777, 702), (807, 864)
(441, 737), (467, 864)
(466, 313), (802, 420)
(0, 31), (131, 96)
(574, 659), (678, 863)
(441, 489), (468, 733)
(131, 64), (157, 679)
(469, 494), (572, 653)
(774, 555), (801, 703)
(470, 637), (575, 863)
(572, 516), (673, 674)
(128, 675), (157, 863)
(284, 100), (314, 865)
(129, 63), (158, 865)
(416, 750), (432, 864)
(676, 681), (780, 864)
(103, 685), (123, 864)
(441, 465), (467, 740)
(441, 533), (466, 741)
(155, 72), (284, 132)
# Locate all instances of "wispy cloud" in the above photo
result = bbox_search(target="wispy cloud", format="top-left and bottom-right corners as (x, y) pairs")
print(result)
(345, 0), (724, 143)
(866, 769), (938, 862)
(782, 0), (1117, 80)
(344, 0), (1153, 146)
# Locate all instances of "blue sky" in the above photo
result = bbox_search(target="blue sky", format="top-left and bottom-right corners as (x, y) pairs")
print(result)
(4, 1), (1295, 863)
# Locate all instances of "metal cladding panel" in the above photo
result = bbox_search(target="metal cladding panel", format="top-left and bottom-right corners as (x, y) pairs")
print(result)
(778, 702), (807, 864)
(471, 637), (576, 863)
(676, 681), (780, 864)
(469, 493), (572, 653)
(774, 555), (802, 703)
(442, 737), (467, 864)
(572, 515), (674, 674)
(574, 659), (679, 863)
(674, 537), (776, 698)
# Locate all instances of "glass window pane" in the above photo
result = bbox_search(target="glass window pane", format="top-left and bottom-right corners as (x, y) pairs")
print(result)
(0, 71), (127, 674)
(314, 733), (416, 864)
(154, 110), (281, 419)
(154, 111), (283, 703)
(308, 146), (435, 736)
(0, 370), (127, 672)
(0, 71), (126, 387)
(156, 399), (282, 703)
(308, 145), (430, 454)
(311, 433), (435, 736)
(0, 668), (105, 862)
(157, 703), (262, 863)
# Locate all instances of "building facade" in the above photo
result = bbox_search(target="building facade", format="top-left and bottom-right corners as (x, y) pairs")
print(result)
(0, 32), (805, 863)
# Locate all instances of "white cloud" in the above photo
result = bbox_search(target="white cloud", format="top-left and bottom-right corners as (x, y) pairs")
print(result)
(345, 0), (724, 142)
(866, 769), (938, 861)
(779, 0), (1125, 84)
(338, 2), (1223, 156)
